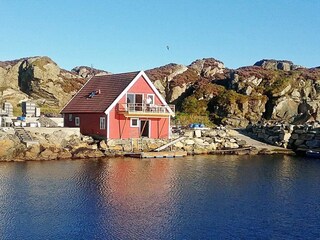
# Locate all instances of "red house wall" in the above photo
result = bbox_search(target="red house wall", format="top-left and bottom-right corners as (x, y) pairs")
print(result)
(64, 113), (107, 137)
(108, 75), (170, 139)
(108, 109), (170, 139)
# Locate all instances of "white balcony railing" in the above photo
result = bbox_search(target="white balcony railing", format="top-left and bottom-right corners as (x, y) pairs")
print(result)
(117, 103), (175, 115)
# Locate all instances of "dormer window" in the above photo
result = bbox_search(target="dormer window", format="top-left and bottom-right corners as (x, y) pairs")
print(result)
(88, 89), (101, 98)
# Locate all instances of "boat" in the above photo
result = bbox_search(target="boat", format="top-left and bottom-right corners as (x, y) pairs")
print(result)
(306, 150), (320, 159)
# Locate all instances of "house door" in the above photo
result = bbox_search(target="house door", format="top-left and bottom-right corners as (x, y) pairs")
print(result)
(135, 94), (143, 111)
(140, 120), (149, 137)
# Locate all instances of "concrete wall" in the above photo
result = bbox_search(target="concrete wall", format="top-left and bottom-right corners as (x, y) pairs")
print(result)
(25, 127), (81, 137)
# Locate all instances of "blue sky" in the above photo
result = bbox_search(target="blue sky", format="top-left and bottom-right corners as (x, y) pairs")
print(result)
(0, 0), (319, 72)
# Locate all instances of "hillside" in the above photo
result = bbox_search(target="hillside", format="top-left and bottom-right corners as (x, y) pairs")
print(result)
(0, 57), (108, 115)
(1, 56), (320, 126)
(147, 58), (320, 126)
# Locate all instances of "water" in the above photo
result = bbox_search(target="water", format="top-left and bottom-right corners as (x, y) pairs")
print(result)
(0, 155), (320, 239)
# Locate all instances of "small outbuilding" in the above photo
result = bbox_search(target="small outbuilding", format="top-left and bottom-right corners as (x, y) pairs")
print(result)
(61, 71), (175, 139)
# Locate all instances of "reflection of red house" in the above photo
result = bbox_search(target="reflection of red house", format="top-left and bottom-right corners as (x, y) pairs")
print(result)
(61, 71), (175, 139)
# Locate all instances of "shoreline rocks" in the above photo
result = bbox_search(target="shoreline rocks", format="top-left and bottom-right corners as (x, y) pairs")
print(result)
(0, 126), (257, 162)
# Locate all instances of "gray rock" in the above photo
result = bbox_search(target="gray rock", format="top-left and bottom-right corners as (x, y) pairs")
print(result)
(306, 140), (320, 148)
(224, 142), (239, 149)
(184, 130), (194, 138)
(193, 138), (204, 144)
(194, 130), (202, 138)
(217, 130), (227, 138)
(184, 139), (195, 145)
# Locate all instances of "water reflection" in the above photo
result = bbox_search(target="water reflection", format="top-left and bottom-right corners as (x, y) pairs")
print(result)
(96, 159), (176, 239)
(0, 155), (320, 239)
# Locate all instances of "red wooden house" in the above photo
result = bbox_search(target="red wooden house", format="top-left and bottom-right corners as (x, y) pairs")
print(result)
(61, 71), (175, 139)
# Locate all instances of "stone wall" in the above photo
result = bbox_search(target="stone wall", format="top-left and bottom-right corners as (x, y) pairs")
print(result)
(77, 127), (249, 156)
(246, 122), (320, 151)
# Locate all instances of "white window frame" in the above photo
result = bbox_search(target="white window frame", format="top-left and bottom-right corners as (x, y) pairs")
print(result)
(147, 94), (155, 105)
(69, 114), (73, 121)
(130, 118), (139, 127)
(75, 117), (80, 126)
(126, 93), (144, 104)
(100, 117), (106, 129)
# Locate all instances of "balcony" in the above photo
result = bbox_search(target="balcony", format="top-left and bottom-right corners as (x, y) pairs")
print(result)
(117, 103), (175, 117)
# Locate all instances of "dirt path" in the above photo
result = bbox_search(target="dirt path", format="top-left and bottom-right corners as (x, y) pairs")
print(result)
(229, 129), (294, 154)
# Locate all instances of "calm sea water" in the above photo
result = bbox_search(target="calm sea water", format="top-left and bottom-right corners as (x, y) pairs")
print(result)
(0, 155), (320, 239)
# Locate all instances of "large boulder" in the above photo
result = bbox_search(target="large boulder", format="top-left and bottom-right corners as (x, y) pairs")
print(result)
(72, 148), (105, 159)
(0, 133), (25, 160)
(272, 98), (299, 120)
(254, 59), (294, 71)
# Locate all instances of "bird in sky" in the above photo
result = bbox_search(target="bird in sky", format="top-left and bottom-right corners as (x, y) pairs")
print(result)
(166, 45), (170, 51)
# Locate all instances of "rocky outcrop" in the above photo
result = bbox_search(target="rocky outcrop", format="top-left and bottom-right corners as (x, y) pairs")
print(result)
(146, 63), (189, 102)
(17, 57), (86, 110)
(254, 59), (296, 71)
(189, 58), (225, 77)
(1, 56), (320, 128)
(146, 57), (320, 127)
(0, 132), (25, 160)
(0, 56), (107, 115)
(216, 63), (320, 125)
(71, 66), (110, 78)
(146, 58), (228, 104)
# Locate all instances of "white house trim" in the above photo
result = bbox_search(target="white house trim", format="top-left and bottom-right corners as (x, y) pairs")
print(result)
(107, 113), (110, 139)
(104, 71), (174, 115)
(141, 71), (174, 114)
(168, 116), (171, 139)
(130, 117), (139, 127)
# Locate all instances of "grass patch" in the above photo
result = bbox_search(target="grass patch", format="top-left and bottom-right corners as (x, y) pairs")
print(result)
(175, 112), (214, 127)
(38, 105), (61, 115)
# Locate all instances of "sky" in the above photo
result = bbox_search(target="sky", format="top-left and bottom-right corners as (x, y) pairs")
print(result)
(0, 0), (319, 73)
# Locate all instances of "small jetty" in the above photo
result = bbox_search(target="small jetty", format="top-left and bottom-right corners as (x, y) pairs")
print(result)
(126, 151), (187, 158)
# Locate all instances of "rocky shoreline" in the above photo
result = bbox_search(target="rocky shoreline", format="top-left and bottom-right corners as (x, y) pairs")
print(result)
(0, 126), (278, 162)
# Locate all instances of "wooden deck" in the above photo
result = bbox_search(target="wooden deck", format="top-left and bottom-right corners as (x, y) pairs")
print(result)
(126, 151), (187, 158)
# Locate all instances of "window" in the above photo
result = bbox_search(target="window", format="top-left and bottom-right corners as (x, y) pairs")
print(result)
(130, 118), (139, 127)
(69, 114), (73, 121)
(75, 117), (80, 126)
(147, 94), (155, 105)
(127, 93), (143, 111)
(100, 117), (106, 129)
(127, 93), (135, 103)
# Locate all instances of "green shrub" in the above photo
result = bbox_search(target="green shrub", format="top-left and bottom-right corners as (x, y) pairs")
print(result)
(181, 96), (208, 115)
(175, 112), (214, 127)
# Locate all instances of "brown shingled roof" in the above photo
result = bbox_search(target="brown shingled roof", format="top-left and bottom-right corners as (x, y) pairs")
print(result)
(61, 71), (140, 113)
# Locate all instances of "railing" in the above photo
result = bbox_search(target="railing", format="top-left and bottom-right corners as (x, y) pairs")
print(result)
(117, 103), (175, 115)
